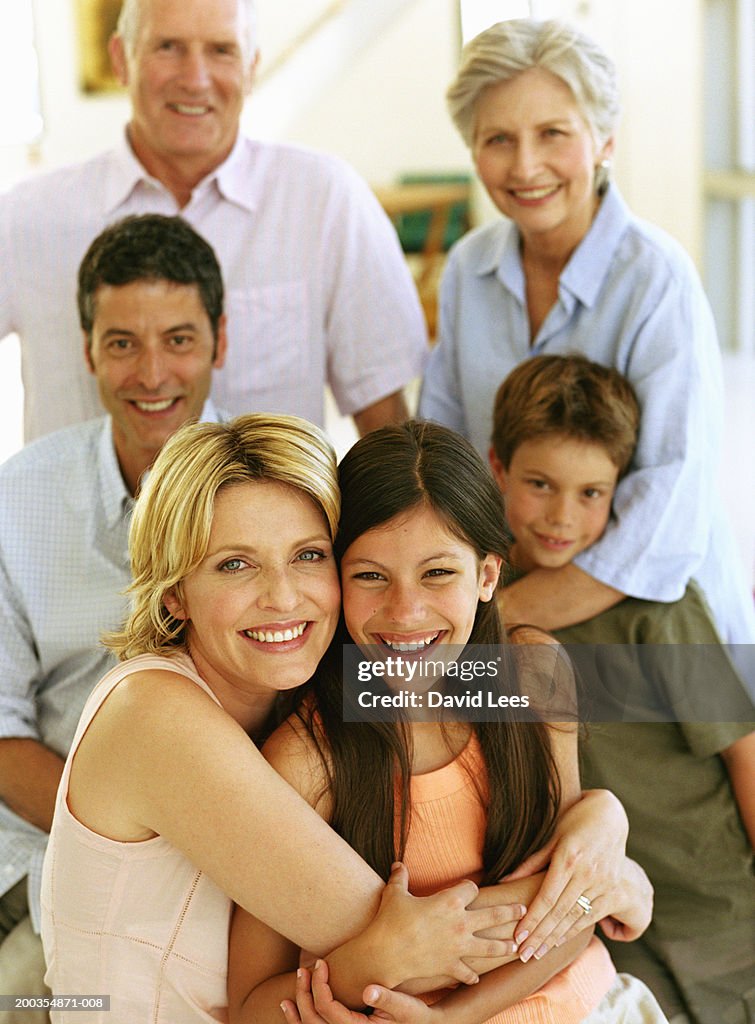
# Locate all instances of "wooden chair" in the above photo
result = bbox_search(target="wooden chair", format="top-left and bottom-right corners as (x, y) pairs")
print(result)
(373, 174), (472, 339)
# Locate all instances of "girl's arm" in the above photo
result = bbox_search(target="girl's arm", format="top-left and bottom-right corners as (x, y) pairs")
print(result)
(227, 716), (525, 1024)
(280, 930), (592, 1024)
(71, 671), (518, 996)
(721, 730), (755, 850)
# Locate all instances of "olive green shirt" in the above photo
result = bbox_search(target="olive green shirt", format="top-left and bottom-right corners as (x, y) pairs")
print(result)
(555, 582), (755, 1024)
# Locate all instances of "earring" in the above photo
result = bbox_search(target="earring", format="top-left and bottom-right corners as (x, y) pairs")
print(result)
(595, 158), (611, 196)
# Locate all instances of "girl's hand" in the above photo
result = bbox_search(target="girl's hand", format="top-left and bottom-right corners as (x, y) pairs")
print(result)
(367, 863), (525, 990)
(281, 961), (437, 1024)
(506, 790), (629, 961)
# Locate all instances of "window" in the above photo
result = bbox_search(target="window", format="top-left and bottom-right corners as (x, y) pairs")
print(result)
(0, 4), (43, 146)
(704, 0), (755, 353)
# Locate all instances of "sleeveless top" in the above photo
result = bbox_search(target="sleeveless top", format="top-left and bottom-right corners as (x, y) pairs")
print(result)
(40, 652), (232, 1024)
(402, 733), (616, 1024)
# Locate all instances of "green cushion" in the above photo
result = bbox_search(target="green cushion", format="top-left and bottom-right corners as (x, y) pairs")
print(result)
(396, 173), (471, 253)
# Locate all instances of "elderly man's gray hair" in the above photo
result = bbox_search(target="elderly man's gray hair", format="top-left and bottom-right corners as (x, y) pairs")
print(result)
(116, 0), (258, 59)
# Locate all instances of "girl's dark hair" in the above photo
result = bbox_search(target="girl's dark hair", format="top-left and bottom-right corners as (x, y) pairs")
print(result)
(304, 421), (560, 883)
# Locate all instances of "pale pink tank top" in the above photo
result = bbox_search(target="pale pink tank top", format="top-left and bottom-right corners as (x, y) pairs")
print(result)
(40, 652), (232, 1024)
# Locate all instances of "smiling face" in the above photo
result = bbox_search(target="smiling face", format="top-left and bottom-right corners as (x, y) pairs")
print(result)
(85, 278), (226, 494)
(473, 67), (612, 256)
(165, 480), (340, 718)
(341, 503), (500, 660)
(109, 0), (257, 187)
(491, 434), (619, 572)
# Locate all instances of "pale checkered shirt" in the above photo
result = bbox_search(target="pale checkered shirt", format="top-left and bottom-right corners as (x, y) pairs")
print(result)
(0, 418), (133, 930)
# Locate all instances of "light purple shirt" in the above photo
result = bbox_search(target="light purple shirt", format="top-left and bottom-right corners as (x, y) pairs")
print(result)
(419, 186), (755, 647)
(0, 133), (428, 441)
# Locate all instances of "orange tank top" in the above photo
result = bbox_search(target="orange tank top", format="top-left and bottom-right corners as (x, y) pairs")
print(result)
(401, 733), (615, 1024)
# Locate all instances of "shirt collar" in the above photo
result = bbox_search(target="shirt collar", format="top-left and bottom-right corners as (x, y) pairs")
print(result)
(475, 185), (632, 308)
(99, 398), (226, 526)
(104, 130), (257, 215)
(559, 185), (632, 307)
(97, 418), (133, 528)
(102, 134), (156, 214)
(210, 133), (258, 213)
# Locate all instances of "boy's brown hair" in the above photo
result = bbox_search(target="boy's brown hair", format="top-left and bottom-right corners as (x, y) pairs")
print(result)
(491, 354), (640, 475)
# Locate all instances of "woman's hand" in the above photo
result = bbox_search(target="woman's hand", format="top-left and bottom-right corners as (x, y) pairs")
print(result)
(350, 863), (524, 992)
(281, 961), (440, 1024)
(597, 857), (653, 943)
(505, 790), (629, 961)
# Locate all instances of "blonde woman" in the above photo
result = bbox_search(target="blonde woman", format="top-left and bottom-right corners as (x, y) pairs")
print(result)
(40, 414), (526, 1023)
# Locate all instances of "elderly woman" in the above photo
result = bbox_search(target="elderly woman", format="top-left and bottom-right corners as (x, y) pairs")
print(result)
(39, 412), (642, 1023)
(419, 18), (755, 652)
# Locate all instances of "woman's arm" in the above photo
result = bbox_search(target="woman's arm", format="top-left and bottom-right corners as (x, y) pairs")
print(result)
(71, 670), (516, 993)
(224, 714), (528, 1023)
(501, 629), (651, 958)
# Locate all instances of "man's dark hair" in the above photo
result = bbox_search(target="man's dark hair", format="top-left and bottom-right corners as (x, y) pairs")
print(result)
(77, 214), (224, 339)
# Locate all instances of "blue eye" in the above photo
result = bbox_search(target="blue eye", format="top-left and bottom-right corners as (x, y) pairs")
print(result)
(220, 558), (246, 573)
(298, 549), (326, 563)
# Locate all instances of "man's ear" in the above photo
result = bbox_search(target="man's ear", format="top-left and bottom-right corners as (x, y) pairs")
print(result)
(478, 553), (502, 602)
(489, 449), (508, 494)
(83, 332), (96, 375)
(213, 315), (228, 369)
(243, 49), (260, 97)
(163, 588), (187, 622)
(108, 33), (130, 87)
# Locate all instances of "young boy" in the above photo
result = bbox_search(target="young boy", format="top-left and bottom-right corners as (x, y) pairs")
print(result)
(489, 354), (755, 1024)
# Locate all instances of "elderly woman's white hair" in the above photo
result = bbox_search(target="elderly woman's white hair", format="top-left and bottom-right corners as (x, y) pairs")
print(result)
(116, 0), (258, 59)
(447, 18), (619, 149)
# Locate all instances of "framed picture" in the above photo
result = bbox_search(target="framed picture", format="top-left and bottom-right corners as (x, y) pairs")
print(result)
(76, 0), (123, 93)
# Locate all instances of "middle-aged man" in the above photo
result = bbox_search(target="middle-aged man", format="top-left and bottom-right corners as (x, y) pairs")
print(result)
(0, 215), (227, 1010)
(0, 0), (427, 444)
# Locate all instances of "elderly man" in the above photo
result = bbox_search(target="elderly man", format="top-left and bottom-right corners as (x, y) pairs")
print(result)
(0, 215), (227, 1011)
(0, 0), (426, 443)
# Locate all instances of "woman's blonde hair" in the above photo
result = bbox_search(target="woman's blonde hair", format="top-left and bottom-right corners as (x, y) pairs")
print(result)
(447, 18), (619, 148)
(107, 414), (339, 660)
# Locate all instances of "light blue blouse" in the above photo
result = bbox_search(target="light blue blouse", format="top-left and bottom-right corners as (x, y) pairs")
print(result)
(419, 186), (755, 648)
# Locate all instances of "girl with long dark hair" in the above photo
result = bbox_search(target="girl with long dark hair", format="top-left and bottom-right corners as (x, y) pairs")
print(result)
(229, 421), (664, 1024)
